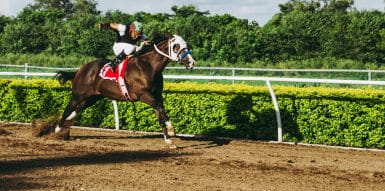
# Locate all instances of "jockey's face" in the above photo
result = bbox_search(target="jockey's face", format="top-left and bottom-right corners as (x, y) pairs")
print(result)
(130, 30), (141, 40)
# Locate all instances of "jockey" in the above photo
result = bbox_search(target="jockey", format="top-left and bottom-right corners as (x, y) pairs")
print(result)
(99, 21), (149, 68)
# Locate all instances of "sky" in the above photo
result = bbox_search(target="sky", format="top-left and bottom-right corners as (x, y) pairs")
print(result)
(0, 0), (384, 25)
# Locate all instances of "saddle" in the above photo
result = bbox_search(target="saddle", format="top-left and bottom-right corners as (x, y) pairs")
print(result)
(99, 57), (131, 100)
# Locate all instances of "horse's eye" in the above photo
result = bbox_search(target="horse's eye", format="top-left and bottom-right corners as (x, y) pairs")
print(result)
(173, 44), (180, 53)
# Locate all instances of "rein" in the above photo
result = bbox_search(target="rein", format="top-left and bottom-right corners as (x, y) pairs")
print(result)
(154, 43), (175, 61)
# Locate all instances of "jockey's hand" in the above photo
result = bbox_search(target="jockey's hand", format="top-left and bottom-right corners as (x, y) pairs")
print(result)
(143, 40), (151, 45)
(99, 23), (110, 30)
(140, 41), (149, 47)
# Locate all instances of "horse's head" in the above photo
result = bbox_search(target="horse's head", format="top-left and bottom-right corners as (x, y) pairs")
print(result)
(154, 35), (195, 69)
(169, 35), (195, 69)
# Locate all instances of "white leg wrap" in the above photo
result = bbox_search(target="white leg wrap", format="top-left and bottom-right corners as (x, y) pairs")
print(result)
(166, 121), (175, 136)
(55, 125), (61, 133)
(66, 111), (77, 120)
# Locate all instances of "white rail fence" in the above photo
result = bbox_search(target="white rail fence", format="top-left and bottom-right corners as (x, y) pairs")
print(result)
(2, 64), (385, 82)
(1, 71), (385, 142)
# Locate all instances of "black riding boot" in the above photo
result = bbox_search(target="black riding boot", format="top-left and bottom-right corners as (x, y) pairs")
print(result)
(110, 51), (127, 70)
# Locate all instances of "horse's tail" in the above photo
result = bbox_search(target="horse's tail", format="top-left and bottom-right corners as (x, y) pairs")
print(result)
(55, 71), (77, 85)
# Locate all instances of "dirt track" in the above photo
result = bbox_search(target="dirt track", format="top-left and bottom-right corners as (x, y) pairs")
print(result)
(1, 123), (385, 191)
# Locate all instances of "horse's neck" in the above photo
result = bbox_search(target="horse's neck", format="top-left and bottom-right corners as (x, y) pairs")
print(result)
(143, 41), (169, 74)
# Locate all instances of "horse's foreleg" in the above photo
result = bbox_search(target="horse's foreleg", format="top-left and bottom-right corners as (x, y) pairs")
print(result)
(153, 107), (174, 142)
(139, 92), (175, 147)
(151, 84), (175, 137)
(153, 97), (175, 137)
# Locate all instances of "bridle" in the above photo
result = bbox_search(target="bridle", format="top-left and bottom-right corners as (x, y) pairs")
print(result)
(153, 35), (192, 62)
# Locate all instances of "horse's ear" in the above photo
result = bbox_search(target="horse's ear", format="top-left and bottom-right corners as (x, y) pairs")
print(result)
(152, 32), (169, 43)
(166, 33), (173, 39)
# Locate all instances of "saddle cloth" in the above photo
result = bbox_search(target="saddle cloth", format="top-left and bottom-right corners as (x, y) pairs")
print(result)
(99, 57), (131, 100)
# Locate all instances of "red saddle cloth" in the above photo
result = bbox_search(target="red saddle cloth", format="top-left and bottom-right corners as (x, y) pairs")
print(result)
(99, 57), (131, 100)
(100, 57), (129, 80)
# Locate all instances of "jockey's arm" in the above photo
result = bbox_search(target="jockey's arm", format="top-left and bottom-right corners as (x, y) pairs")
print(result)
(109, 23), (120, 30)
(99, 23), (120, 31)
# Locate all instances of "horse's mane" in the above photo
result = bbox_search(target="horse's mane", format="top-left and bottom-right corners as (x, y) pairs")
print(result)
(134, 33), (170, 57)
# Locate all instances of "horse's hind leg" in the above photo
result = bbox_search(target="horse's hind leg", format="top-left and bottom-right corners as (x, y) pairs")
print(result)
(75, 95), (103, 113)
(56, 95), (102, 133)
(55, 95), (83, 133)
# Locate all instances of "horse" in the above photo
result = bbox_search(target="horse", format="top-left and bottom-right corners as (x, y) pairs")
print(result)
(55, 35), (195, 148)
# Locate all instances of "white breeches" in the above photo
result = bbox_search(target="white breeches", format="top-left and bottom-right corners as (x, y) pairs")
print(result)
(113, 42), (138, 56)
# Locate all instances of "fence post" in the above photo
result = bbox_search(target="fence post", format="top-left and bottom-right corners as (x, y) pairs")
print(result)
(24, 63), (28, 79)
(368, 69), (372, 88)
(112, 100), (119, 130)
(265, 80), (282, 142)
(232, 69), (235, 85)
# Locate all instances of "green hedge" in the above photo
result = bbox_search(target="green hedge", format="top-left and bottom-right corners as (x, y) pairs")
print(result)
(1, 79), (385, 148)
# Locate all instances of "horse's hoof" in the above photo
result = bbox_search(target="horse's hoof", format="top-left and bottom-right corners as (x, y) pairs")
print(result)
(165, 138), (173, 145)
(169, 144), (178, 149)
(51, 128), (70, 140)
(165, 139), (177, 149)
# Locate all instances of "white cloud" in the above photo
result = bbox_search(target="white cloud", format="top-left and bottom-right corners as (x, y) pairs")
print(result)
(354, 0), (384, 11)
(0, 0), (12, 15)
(0, 0), (34, 16)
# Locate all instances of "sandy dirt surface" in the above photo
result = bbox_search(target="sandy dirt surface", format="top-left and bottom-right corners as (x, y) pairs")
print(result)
(1, 123), (385, 191)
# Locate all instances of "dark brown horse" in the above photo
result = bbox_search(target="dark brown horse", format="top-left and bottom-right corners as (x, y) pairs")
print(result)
(55, 35), (195, 148)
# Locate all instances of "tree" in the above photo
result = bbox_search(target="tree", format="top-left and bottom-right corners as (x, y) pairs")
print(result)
(103, 10), (132, 24)
(279, 0), (321, 13)
(323, 0), (354, 12)
(73, 0), (100, 15)
(30, 0), (74, 15)
(132, 11), (171, 23)
(1, 22), (49, 53)
(17, 7), (66, 24)
(0, 15), (12, 33)
(279, 0), (354, 14)
(1, 7), (66, 54)
(171, 5), (209, 17)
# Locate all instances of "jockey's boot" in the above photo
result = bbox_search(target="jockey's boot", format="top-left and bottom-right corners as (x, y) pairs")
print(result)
(110, 51), (127, 71)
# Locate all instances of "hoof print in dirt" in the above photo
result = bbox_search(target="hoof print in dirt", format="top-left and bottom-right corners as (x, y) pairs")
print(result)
(0, 128), (11, 135)
(49, 128), (70, 140)
(49, 120), (72, 140)
(31, 116), (63, 138)
(31, 118), (57, 137)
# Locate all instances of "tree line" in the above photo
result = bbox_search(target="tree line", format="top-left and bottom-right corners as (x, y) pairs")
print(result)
(0, 0), (384, 67)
